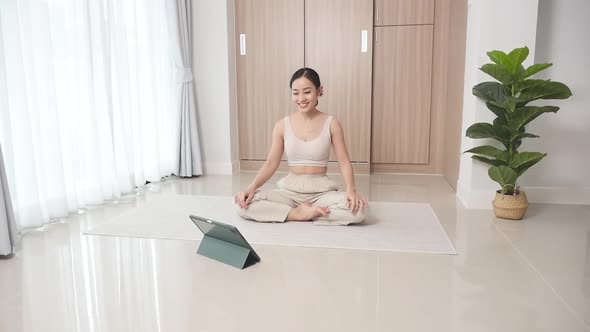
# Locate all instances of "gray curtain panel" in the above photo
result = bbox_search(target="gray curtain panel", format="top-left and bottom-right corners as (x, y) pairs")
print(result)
(176, 0), (203, 177)
(0, 143), (17, 256)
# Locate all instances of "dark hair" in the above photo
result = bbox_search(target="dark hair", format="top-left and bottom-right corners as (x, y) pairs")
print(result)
(289, 67), (321, 89)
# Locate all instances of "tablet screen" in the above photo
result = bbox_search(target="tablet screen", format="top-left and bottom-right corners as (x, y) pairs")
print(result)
(189, 215), (251, 250)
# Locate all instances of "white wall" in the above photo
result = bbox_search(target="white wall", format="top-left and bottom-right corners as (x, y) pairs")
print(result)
(226, 0), (239, 173)
(519, 0), (590, 204)
(456, 0), (540, 208)
(192, 0), (238, 175)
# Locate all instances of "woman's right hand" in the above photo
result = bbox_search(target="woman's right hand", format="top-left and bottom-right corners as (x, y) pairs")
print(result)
(234, 187), (256, 209)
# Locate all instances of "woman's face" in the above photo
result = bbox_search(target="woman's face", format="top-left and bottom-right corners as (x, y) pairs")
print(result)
(291, 77), (322, 113)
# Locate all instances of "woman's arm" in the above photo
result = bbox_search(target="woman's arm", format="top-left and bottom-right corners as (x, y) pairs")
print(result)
(236, 120), (285, 208)
(331, 118), (368, 213)
(246, 120), (285, 191)
(331, 118), (356, 192)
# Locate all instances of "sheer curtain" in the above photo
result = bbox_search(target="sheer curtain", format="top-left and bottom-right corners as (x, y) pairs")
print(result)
(0, 143), (17, 256)
(0, 0), (187, 230)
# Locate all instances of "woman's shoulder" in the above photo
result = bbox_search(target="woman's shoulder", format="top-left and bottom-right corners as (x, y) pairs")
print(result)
(276, 115), (289, 126)
(328, 115), (343, 133)
(324, 113), (339, 124)
(313, 111), (333, 124)
(273, 116), (287, 134)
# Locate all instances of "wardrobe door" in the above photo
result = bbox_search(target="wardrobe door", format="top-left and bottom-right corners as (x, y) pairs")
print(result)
(372, 25), (434, 164)
(374, 0), (435, 26)
(304, 0), (373, 163)
(236, 0), (304, 160)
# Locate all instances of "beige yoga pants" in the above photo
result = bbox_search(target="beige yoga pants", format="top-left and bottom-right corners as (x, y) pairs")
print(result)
(234, 173), (367, 226)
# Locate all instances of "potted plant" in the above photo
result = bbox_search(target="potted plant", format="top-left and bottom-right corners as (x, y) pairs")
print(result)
(464, 46), (572, 220)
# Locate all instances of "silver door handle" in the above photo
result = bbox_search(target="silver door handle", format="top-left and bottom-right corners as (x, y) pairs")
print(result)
(240, 34), (246, 55)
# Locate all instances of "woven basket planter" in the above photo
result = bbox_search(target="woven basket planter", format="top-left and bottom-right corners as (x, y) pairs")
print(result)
(492, 190), (529, 220)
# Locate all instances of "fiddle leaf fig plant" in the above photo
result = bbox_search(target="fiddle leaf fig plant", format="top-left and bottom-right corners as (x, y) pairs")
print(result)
(464, 46), (572, 195)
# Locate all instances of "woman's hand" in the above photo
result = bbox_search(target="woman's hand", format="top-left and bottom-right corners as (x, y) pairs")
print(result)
(234, 187), (256, 209)
(345, 190), (368, 215)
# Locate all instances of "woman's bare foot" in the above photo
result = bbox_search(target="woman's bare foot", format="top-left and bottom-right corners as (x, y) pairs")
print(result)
(287, 202), (330, 221)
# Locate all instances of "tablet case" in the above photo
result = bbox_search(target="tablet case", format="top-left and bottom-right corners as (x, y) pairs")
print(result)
(197, 235), (259, 269)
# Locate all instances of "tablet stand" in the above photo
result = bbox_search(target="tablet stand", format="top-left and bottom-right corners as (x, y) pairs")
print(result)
(197, 235), (259, 269)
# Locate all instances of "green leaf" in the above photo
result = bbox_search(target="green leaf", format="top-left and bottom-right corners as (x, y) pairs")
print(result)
(486, 102), (508, 119)
(495, 125), (515, 143)
(513, 79), (547, 93)
(513, 138), (523, 150)
(466, 123), (495, 138)
(519, 80), (573, 102)
(466, 123), (508, 145)
(521, 63), (552, 79)
(488, 166), (518, 192)
(464, 145), (509, 162)
(510, 151), (546, 168)
(506, 47), (529, 73)
(480, 64), (515, 85)
(513, 152), (547, 176)
(494, 125), (539, 145)
(493, 96), (530, 113)
(503, 98), (517, 113)
(487, 50), (510, 66)
(508, 106), (559, 130)
(473, 82), (510, 104)
(493, 116), (507, 127)
(515, 64), (525, 78)
(472, 155), (507, 167)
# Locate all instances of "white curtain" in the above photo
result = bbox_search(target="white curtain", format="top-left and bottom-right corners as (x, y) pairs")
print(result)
(0, 143), (17, 256)
(176, 0), (203, 177)
(0, 0), (185, 230)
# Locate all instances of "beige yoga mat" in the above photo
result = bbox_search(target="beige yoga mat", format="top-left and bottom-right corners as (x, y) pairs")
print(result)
(84, 195), (456, 254)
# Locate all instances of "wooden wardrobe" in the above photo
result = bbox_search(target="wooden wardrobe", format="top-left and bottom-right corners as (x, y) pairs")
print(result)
(372, 0), (435, 171)
(236, 0), (465, 176)
(237, 0), (373, 173)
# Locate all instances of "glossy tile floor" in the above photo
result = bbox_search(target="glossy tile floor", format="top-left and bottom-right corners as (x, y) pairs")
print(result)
(1, 173), (589, 332)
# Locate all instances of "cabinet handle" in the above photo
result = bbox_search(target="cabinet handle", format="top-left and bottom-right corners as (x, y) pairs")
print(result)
(376, 10), (379, 22)
(375, 31), (378, 44)
(361, 30), (368, 52)
(240, 34), (246, 55)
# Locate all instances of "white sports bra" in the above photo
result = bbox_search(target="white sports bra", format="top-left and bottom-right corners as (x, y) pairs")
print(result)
(283, 115), (333, 167)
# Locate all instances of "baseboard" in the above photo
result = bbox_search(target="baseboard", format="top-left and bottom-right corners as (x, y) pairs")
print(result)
(456, 182), (590, 208)
(203, 162), (235, 175)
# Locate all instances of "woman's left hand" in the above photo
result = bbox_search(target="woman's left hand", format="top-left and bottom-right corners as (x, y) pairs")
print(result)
(345, 191), (368, 215)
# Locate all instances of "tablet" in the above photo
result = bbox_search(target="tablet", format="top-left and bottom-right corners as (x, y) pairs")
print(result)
(189, 215), (261, 262)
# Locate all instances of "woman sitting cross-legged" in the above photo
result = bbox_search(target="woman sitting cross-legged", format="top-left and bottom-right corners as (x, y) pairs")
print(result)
(234, 67), (368, 226)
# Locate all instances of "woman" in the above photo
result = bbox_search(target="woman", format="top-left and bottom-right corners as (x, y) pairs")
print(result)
(234, 68), (368, 226)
